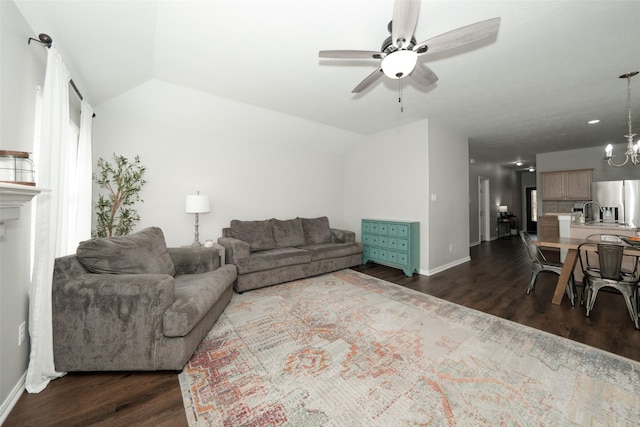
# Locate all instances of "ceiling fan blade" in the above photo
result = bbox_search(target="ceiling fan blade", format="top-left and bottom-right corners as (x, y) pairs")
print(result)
(391, 0), (420, 48)
(414, 17), (501, 56)
(352, 68), (384, 93)
(319, 50), (385, 60)
(410, 62), (439, 87)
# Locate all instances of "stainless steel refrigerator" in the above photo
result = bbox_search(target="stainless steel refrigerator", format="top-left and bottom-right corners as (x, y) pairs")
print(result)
(591, 180), (640, 227)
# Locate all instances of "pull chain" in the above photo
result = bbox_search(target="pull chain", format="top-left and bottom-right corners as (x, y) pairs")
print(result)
(398, 80), (404, 113)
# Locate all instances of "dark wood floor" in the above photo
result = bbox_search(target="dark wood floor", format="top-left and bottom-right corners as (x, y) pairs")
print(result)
(6, 237), (640, 426)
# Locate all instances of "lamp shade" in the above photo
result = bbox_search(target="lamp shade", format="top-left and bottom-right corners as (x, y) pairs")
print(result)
(498, 205), (508, 213)
(185, 194), (210, 213)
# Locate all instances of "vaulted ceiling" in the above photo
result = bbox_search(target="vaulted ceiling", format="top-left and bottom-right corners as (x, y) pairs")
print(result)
(15, 1), (640, 170)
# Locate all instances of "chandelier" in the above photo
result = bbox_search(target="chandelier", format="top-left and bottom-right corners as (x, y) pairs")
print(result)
(605, 71), (639, 167)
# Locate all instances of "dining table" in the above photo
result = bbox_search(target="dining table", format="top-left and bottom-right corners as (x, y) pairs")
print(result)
(534, 236), (640, 305)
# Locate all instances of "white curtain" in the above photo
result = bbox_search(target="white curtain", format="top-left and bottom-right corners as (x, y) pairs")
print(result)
(26, 46), (93, 393)
(70, 101), (94, 247)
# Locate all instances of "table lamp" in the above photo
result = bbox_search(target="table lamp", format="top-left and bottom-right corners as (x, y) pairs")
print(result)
(185, 191), (210, 247)
(498, 205), (508, 218)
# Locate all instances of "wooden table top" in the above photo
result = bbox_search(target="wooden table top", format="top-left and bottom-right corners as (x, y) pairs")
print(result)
(535, 236), (640, 254)
(533, 237), (584, 249)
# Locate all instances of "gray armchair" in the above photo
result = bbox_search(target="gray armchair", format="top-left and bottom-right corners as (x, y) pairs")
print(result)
(52, 227), (237, 371)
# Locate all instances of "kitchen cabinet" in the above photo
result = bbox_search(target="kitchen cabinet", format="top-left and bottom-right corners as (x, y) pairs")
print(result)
(541, 169), (592, 200)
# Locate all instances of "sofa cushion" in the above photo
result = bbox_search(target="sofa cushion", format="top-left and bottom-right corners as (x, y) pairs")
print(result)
(230, 219), (275, 252)
(76, 227), (175, 276)
(296, 242), (362, 262)
(301, 216), (333, 244)
(163, 265), (236, 337)
(234, 247), (312, 274)
(271, 218), (306, 247)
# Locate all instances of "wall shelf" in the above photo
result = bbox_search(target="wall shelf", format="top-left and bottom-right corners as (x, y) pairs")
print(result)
(0, 182), (44, 221)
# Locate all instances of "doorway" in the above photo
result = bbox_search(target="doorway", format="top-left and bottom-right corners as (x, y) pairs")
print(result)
(479, 177), (490, 242)
(525, 187), (537, 233)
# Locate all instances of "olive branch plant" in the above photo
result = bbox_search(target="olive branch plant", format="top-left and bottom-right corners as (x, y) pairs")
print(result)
(93, 154), (147, 238)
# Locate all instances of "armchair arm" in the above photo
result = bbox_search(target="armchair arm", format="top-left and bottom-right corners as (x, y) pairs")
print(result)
(52, 273), (175, 371)
(169, 247), (219, 275)
(218, 237), (251, 264)
(331, 228), (356, 243)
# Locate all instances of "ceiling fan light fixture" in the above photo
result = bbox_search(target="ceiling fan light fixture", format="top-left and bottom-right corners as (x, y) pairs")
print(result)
(381, 50), (417, 79)
(319, 3), (500, 95)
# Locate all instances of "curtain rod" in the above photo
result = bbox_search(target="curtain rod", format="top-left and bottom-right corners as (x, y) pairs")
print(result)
(28, 33), (95, 117)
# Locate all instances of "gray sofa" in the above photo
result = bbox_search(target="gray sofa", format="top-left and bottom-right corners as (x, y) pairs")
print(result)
(218, 216), (362, 292)
(52, 227), (237, 371)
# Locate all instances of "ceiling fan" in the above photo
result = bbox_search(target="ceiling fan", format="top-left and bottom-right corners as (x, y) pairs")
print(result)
(319, 0), (501, 94)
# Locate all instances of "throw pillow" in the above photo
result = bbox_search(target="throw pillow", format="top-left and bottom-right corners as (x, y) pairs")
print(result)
(230, 219), (276, 252)
(76, 227), (176, 275)
(301, 216), (333, 244)
(271, 218), (306, 247)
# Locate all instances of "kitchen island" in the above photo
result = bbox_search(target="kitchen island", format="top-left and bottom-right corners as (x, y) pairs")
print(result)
(570, 221), (638, 239)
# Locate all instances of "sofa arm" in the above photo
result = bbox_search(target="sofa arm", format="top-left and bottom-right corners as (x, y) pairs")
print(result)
(169, 247), (220, 275)
(331, 228), (356, 243)
(52, 273), (175, 371)
(217, 237), (251, 264)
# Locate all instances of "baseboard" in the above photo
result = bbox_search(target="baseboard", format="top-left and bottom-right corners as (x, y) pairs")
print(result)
(0, 371), (26, 425)
(422, 256), (471, 276)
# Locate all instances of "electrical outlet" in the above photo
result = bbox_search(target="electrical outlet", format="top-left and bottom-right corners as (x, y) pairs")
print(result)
(18, 321), (26, 346)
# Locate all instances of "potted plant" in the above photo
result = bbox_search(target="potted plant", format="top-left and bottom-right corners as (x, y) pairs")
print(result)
(93, 153), (146, 238)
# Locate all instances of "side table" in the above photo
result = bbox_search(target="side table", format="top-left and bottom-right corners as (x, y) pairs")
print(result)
(181, 242), (225, 265)
(497, 216), (518, 239)
(210, 242), (226, 265)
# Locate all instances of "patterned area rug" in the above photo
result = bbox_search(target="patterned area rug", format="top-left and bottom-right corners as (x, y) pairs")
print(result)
(178, 269), (640, 426)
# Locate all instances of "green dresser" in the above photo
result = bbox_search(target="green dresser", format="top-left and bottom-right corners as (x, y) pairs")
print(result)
(361, 219), (420, 277)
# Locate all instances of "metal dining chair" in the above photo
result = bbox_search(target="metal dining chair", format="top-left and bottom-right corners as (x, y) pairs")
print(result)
(520, 231), (575, 305)
(578, 241), (640, 329)
(583, 234), (639, 279)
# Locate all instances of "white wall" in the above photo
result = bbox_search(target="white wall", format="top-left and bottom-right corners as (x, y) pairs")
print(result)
(0, 0), (46, 420)
(93, 79), (363, 246)
(343, 119), (470, 275)
(427, 121), (470, 272)
(343, 121), (428, 221)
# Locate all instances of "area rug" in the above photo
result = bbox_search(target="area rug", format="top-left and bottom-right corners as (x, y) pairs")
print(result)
(178, 269), (640, 426)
